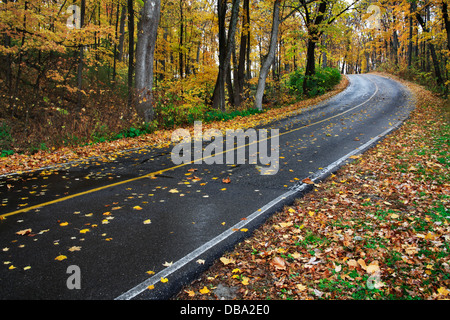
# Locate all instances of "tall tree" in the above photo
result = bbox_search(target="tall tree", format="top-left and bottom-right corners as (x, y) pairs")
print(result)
(443, 0), (450, 51)
(211, 0), (241, 111)
(127, 0), (135, 107)
(233, 0), (250, 107)
(134, 0), (162, 122)
(414, 1), (444, 88)
(299, 0), (358, 93)
(77, 0), (86, 109)
(254, 0), (281, 110)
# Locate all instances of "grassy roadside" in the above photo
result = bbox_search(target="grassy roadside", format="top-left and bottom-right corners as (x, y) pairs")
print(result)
(0, 76), (349, 176)
(175, 73), (450, 300)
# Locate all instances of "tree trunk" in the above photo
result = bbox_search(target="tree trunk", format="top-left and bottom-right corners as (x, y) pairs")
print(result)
(127, 0), (135, 107)
(303, 0), (327, 94)
(303, 39), (316, 91)
(76, 0), (86, 110)
(415, 9), (444, 88)
(3, 0), (12, 95)
(118, 5), (127, 62)
(254, 0), (281, 111)
(233, 0), (250, 107)
(134, 0), (161, 122)
(211, 0), (241, 111)
(179, 0), (184, 79)
(407, 3), (413, 68)
(245, 0), (251, 80)
(443, 0), (450, 52)
(112, 1), (120, 86)
(392, 30), (399, 65)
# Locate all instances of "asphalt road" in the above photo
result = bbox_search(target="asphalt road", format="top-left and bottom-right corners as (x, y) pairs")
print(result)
(0, 74), (414, 300)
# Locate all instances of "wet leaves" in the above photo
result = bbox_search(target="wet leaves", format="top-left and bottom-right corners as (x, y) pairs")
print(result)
(16, 229), (32, 236)
(55, 255), (67, 261)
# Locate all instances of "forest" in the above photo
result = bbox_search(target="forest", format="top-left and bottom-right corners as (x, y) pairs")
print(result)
(0, 0), (449, 155)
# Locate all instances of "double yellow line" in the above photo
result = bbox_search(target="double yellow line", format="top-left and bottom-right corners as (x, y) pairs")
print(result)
(1, 77), (378, 219)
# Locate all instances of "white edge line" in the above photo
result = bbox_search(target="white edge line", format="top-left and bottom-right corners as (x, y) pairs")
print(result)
(114, 120), (404, 301)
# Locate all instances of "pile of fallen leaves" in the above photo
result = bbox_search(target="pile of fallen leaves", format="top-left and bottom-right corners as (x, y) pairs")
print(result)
(176, 73), (450, 300)
(0, 77), (348, 176)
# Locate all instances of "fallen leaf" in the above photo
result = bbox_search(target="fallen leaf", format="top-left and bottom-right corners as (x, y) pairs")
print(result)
(296, 284), (307, 291)
(162, 261), (173, 267)
(160, 277), (169, 283)
(222, 177), (231, 184)
(186, 290), (195, 297)
(220, 257), (235, 265)
(347, 259), (358, 268)
(302, 178), (314, 184)
(242, 277), (250, 285)
(55, 255), (67, 261)
(147, 285), (155, 290)
(68, 246), (81, 252)
(438, 287), (450, 296)
(133, 206), (143, 210)
(196, 259), (205, 264)
(279, 221), (293, 228)
(271, 256), (286, 270)
(199, 286), (210, 294)
(291, 252), (301, 260)
(357, 258), (367, 270)
(143, 219), (152, 224)
(314, 289), (323, 297)
(366, 261), (380, 274)
(79, 229), (90, 234)
(16, 229), (32, 236)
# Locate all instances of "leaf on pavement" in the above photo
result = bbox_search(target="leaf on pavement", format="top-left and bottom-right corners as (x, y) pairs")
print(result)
(16, 229), (32, 236)
(163, 261), (173, 267)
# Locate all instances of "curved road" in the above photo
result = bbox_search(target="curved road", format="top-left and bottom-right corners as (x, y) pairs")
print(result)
(0, 74), (414, 300)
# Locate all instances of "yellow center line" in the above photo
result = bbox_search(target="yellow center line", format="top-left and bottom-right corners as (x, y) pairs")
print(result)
(1, 77), (379, 219)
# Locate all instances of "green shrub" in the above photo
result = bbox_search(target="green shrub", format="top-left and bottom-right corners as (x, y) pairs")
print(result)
(288, 67), (342, 98)
(0, 122), (14, 157)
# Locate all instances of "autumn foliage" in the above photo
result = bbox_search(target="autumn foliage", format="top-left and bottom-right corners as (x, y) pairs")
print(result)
(0, 0), (449, 159)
